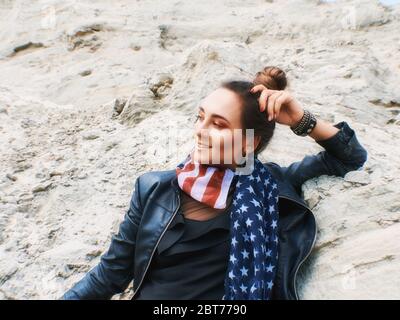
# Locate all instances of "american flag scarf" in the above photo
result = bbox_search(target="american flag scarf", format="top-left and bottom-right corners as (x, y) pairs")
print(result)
(176, 152), (280, 300)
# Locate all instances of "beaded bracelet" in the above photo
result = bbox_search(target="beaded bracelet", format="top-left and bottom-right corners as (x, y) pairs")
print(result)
(290, 109), (317, 136)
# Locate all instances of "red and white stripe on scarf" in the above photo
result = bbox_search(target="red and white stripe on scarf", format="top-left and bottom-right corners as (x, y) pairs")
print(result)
(175, 154), (235, 209)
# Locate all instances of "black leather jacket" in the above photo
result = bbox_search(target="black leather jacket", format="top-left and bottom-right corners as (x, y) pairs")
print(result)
(62, 121), (368, 300)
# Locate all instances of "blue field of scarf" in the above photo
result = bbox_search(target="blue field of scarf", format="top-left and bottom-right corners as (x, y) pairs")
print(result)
(223, 157), (279, 300)
(176, 154), (280, 300)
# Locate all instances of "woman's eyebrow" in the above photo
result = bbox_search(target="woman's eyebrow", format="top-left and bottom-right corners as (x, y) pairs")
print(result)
(199, 106), (231, 125)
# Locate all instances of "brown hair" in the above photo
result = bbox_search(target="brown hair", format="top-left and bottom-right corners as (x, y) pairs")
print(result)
(220, 66), (288, 156)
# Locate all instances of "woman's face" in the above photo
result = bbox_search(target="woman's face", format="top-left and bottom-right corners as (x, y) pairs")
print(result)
(192, 87), (260, 170)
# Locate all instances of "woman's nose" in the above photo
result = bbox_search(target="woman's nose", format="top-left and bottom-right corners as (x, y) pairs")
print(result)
(195, 125), (211, 145)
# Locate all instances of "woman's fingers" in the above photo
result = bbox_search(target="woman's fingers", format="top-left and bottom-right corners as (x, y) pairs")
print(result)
(267, 93), (277, 121)
(267, 92), (284, 121)
(259, 89), (270, 112)
(250, 84), (267, 93)
(251, 85), (276, 97)
(252, 86), (296, 123)
(251, 85), (278, 112)
(273, 92), (286, 120)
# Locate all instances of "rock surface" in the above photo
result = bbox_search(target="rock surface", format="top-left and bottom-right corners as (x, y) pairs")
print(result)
(0, 0), (399, 299)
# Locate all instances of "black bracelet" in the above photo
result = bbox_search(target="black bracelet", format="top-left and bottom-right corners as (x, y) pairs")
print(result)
(290, 109), (317, 136)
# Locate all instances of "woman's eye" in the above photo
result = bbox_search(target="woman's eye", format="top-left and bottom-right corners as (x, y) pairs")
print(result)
(194, 115), (224, 128)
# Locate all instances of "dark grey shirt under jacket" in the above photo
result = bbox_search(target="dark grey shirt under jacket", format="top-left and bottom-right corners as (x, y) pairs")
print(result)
(133, 200), (232, 300)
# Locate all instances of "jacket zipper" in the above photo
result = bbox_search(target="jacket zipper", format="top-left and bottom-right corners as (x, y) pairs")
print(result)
(278, 195), (318, 300)
(131, 190), (181, 300)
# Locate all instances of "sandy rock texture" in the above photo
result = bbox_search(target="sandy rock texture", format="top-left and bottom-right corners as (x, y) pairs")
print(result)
(0, 0), (399, 299)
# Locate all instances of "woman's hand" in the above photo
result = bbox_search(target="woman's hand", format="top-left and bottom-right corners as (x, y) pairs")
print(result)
(251, 84), (304, 128)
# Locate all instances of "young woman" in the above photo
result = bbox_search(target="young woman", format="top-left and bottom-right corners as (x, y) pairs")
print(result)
(61, 66), (368, 300)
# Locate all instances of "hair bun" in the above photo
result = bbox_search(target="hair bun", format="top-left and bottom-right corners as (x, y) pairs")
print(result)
(253, 66), (288, 90)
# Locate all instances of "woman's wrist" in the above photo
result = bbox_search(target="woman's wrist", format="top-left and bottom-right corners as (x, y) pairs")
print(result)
(308, 118), (340, 141)
(290, 109), (305, 129)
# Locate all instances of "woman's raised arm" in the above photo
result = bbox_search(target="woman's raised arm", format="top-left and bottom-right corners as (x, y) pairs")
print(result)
(251, 85), (368, 193)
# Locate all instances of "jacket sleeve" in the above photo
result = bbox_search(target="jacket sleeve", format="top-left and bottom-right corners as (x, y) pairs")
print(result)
(278, 121), (368, 193)
(60, 176), (143, 300)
